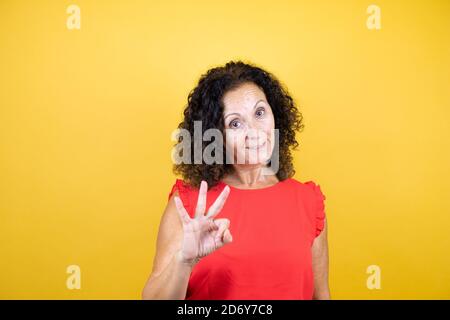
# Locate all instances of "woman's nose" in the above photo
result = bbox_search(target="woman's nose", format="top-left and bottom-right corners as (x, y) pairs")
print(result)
(246, 117), (263, 133)
(245, 126), (266, 146)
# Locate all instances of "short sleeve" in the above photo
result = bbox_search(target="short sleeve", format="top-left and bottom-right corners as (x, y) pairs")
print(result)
(168, 178), (192, 217)
(304, 181), (327, 238)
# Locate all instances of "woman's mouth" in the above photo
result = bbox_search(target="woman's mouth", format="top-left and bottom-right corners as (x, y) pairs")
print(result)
(246, 141), (267, 150)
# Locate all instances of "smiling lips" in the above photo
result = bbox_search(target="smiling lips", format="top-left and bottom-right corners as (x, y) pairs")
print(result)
(245, 141), (267, 150)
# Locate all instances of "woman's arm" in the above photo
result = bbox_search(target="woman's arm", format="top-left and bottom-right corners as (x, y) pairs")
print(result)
(142, 182), (232, 299)
(142, 190), (193, 300)
(311, 218), (331, 300)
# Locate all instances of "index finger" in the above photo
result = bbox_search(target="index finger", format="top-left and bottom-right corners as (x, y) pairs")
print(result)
(205, 185), (230, 219)
(174, 196), (191, 224)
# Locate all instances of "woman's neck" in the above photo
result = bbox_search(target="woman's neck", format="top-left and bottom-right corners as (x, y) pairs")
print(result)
(222, 165), (278, 188)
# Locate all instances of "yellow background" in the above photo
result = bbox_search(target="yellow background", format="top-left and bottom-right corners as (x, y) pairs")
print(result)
(1, 0), (449, 299)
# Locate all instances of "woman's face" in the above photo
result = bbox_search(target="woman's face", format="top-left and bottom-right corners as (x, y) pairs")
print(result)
(222, 82), (276, 166)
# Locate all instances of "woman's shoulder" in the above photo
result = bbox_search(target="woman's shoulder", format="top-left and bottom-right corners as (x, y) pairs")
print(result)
(288, 177), (327, 238)
(170, 178), (225, 192)
(167, 178), (223, 200)
(167, 178), (227, 217)
(287, 177), (326, 199)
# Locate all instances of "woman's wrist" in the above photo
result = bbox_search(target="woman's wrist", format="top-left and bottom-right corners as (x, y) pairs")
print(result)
(175, 250), (199, 268)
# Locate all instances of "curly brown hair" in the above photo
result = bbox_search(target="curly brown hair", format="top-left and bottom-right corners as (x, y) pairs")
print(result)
(172, 60), (304, 189)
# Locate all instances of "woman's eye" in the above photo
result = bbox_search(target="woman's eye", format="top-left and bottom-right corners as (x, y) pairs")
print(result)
(255, 108), (265, 117)
(229, 119), (241, 128)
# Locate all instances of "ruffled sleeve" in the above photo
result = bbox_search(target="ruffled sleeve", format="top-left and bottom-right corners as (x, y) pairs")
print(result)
(167, 178), (192, 217)
(304, 180), (327, 238)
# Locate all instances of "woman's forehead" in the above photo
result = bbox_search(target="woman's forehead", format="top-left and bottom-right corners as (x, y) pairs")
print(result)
(222, 83), (267, 112)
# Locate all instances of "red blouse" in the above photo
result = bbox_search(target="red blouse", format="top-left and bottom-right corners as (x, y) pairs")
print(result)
(167, 177), (327, 300)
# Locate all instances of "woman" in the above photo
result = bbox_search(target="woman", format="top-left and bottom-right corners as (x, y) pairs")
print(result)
(142, 60), (330, 300)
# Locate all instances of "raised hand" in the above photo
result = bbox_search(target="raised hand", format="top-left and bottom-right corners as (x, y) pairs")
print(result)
(174, 180), (232, 266)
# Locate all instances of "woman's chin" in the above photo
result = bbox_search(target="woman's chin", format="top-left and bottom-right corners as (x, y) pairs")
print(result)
(234, 155), (271, 165)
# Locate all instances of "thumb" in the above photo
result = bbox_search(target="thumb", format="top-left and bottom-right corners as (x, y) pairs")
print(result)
(223, 228), (233, 244)
(213, 219), (229, 247)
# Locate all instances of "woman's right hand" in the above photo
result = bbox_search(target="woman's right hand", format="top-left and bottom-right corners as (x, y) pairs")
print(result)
(174, 180), (233, 267)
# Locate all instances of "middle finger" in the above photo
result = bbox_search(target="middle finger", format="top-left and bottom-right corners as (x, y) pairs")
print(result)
(195, 180), (207, 218)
